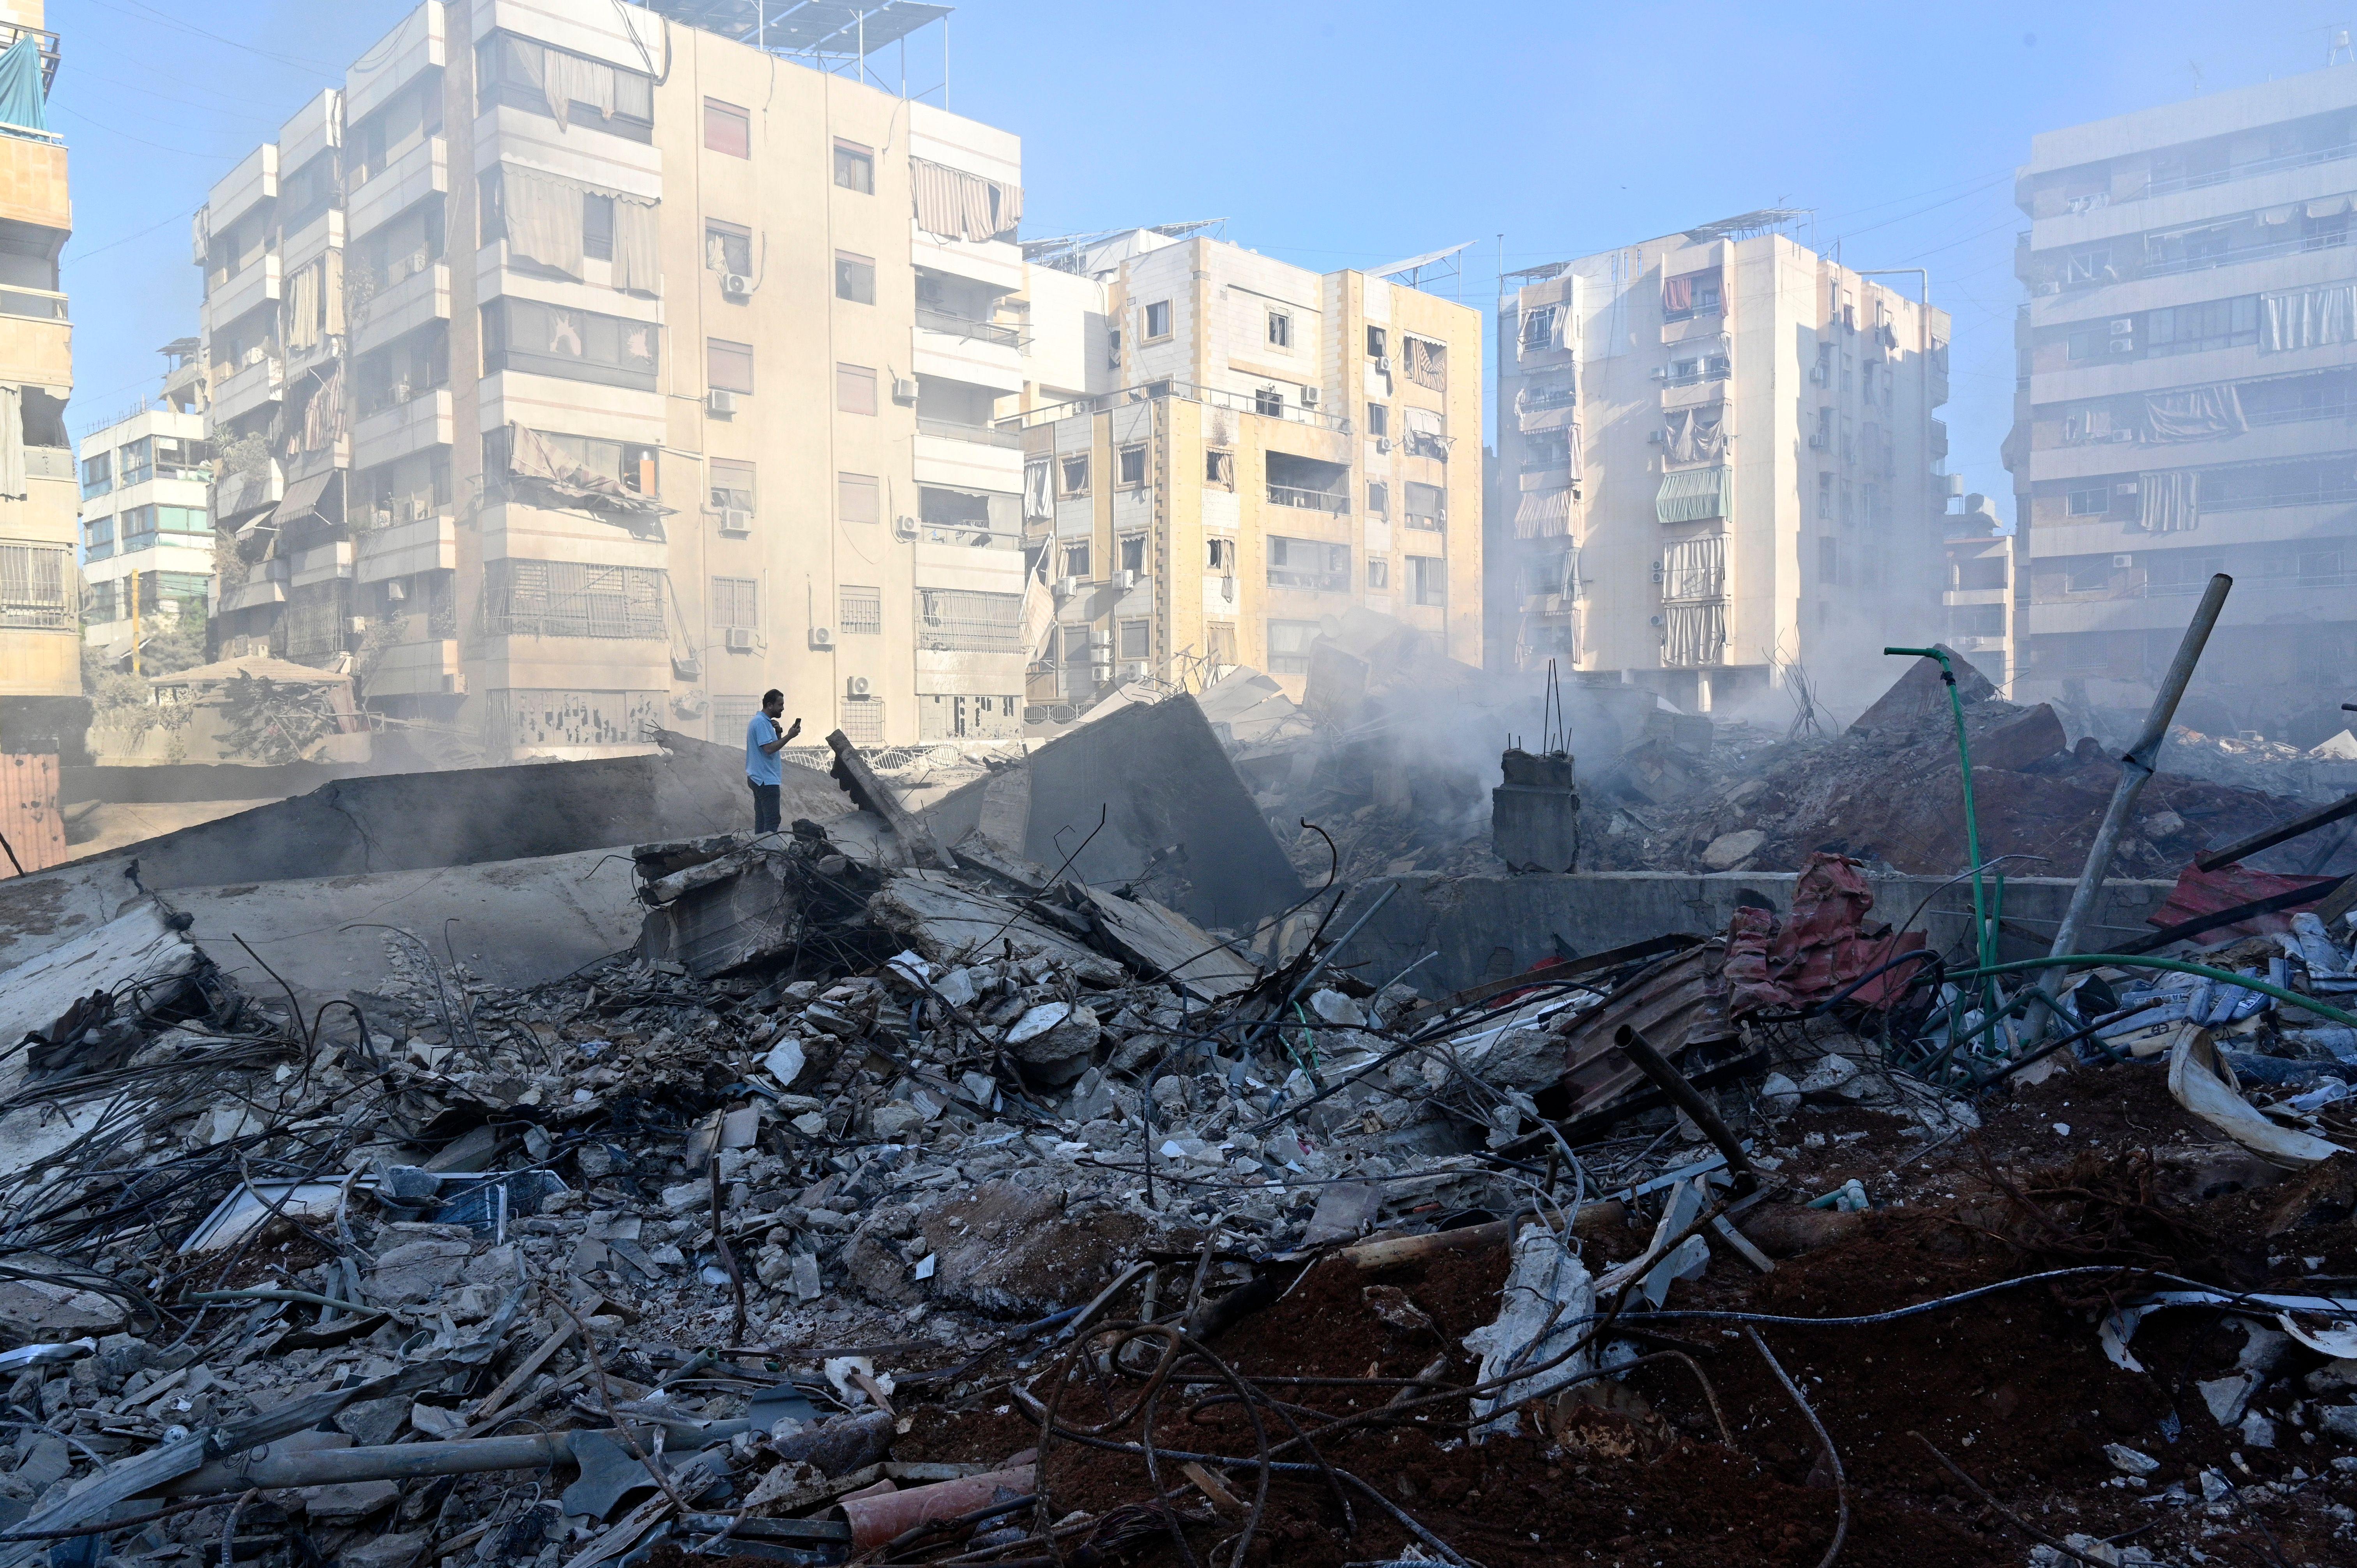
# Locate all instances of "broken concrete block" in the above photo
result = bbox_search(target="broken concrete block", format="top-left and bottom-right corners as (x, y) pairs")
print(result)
(365, 1240), (471, 1307)
(2103, 1443), (2159, 1476)
(2198, 1373), (2258, 1426)
(302, 1479), (402, 1522)
(1797, 1053), (1860, 1098)
(1758, 1072), (1801, 1118)
(1976, 703), (2067, 771)
(918, 1180), (1153, 1317)
(1701, 829), (1765, 870)
(1306, 989), (1366, 1028)
(339, 1532), (427, 1568)
(332, 1397), (408, 1448)
(661, 1182), (708, 1213)
(0, 1276), (127, 1338)
(869, 1103), (927, 1141)
(1003, 1002), (1101, 1084)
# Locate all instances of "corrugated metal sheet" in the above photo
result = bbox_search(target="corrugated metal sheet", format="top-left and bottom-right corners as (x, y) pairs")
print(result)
(0, 751), (64, 877)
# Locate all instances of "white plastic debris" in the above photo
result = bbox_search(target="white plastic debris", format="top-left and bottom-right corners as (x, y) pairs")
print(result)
(1461, 1226), (1593, 1441)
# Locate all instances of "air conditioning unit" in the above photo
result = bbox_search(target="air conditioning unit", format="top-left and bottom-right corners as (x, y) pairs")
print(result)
(2108, 338), (2134, 353)
(1057, 575), (1080, 597)
(442, 673), (466, 695)
(721, 274), (751, 299)
(809, 626), (836, 650)
(1808, 364), (1830, 386)
(1646, 430), (1666, 445)
(383, 579), (406, 602)
(707, 388), (737, 417)
(718, 508), (752, 535)
(372, 508), (396, 529)
(724, 627), (756, 651)
(1088, 629), (1113, 649)
(1300, 387), (1320, 407)
(846, 675), (872, 698)
(2109, 318), (2134, 335)
(2112, 553), (2135, 569)
(891, 378), (919, 405)
(1119, 569), (1138, 590)
(1376, 355), (1391, 372)
(1375, 437), (1391, 454)
(1808, 430), (1831, 450)
(1649, 367), (1668, 381)
(892, 514), (918, 541)
(673, 654), (702, 680)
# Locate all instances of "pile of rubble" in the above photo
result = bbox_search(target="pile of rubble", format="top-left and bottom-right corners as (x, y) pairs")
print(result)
(3, 628), (2357, 1568)
(1578, 652), (2357, 883)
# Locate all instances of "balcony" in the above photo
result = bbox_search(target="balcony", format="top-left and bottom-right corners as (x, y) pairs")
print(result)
(0, 295), (68, 386)
(207, 144), (278, 237)
(210, 355), (286, 424)
(914, 309), (1024, 394)
(915, 415), (1021, 449)
(347, 135), (447, 246)
(352, 260), (449, 355)
(356, 514), (456, 583)
(352, 386), (453, 470)
(206, 253), (282, 337)
(282, 206), (344, 274)
(289, 540), (354, 588)
(999, 378), (1352, 435)
(285, 434), (350, 482)
(364, 637), (463, 699)
(1267, 483), (1349, 515)
(346, 2), (444, 125)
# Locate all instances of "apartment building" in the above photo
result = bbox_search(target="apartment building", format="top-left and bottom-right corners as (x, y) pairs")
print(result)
(76, 405), (212, 660)
(2008, 65), (2357, 739)
(0, 3), (76, 770)
(1006, 233), (1484, 710)
(1489, 215), (1955, 713)
(192, 0), (1028, 759)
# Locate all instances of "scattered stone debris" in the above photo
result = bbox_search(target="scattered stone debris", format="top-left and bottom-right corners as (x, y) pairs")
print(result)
(2, 651), (2356, 1568)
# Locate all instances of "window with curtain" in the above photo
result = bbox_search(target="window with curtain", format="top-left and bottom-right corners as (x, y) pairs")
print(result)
(838, 473), (879, 525)
(709, 338), (754, 394)
(704, 99), (749, 157)
(482, 299), (655, 390)
(836, 363), (875, 415)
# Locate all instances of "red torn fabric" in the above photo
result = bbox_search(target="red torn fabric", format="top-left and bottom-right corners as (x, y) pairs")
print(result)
(1724, 852), (1927, 1017)
(2147, 863), (2338, 945)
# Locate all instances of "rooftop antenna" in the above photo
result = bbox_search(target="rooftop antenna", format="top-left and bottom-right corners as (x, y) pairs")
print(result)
(2332, 27), (2355, 65)
(1542, 659), (1565, 756)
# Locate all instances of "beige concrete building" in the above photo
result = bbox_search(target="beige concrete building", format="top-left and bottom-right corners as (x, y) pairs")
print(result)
(2007, 64), (2357, 740)
(1489, 214), (1956, 714)
(75, 404), (213, 661)
(0, 3), (76, 752)
(193, 0), (1028, 759)
(1006, 231), (1484, 712)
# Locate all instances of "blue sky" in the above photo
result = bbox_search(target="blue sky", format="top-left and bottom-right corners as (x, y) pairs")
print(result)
(54, 0), (2357, 502)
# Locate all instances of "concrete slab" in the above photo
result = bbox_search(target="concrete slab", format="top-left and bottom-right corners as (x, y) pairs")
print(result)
(1325, 871), (2176, 999)
(920, 694), (1302, 932)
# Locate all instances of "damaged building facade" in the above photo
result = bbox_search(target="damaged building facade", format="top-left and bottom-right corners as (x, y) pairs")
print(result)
(192, 0), (1030, 759)
(1489, 212), (1961, 711)
(0, 0), (74, 857)
(1005, 232), (1484, 709)
(2009, 62), (2357, 743)
(74, 401), (212, 667)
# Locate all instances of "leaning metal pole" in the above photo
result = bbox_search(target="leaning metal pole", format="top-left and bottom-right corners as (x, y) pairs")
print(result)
(2038, 573), (2233, 1023)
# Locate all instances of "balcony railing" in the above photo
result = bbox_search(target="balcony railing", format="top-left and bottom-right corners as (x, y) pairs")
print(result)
(2247, 398), (2357, 427)
(916, 415), (1024, 449)
(2131, 142), (2357, 203)
(1267, 483), (1348, 514)
(917, 308), (1025, 350)
(1268, 567), (1350, 592)
(2142, 231), (2347, 280)
(0, 286), (65, 321)
(1000, 378), (1352, 434)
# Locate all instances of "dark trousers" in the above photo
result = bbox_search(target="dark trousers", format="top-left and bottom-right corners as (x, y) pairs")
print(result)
(750, 781), (781, 835)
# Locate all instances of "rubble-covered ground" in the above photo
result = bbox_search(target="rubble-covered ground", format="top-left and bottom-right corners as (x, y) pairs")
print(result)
(2, 636), (2355, 1568)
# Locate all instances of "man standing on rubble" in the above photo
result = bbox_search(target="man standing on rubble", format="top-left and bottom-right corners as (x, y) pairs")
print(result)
(747, 688), (800, 836)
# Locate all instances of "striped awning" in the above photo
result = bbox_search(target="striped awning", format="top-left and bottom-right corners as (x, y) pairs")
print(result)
(1656, 465), (1731, 524)
(1514, 488), (1573, 538)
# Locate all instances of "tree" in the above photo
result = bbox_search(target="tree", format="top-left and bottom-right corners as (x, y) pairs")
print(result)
(216, 673), (338, 765)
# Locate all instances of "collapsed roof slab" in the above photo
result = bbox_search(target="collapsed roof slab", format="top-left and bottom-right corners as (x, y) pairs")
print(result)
(31, 735), (844, 895)
(921, 693), (1304, 933)
(0, 848), (646, 1014)
(1323, 871), (2177, 1001)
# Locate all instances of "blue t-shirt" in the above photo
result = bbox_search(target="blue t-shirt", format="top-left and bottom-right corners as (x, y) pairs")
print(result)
(746, 712), (783, 785)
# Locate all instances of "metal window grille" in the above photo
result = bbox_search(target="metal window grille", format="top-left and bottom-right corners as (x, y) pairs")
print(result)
(486, 560), (667, 639)
(840, 586), (882, 634)
(712, 696), (759, 745)
(284, 582), (350, 656)
(0, 543), (67, 629)
(712, 576), (758, 630)
(915, 588), (1021, 650)
(839, 697), (885, 745)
